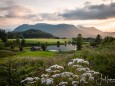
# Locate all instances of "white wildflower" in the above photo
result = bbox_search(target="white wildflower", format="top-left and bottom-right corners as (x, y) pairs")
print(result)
(52, 74), (60, 78)
(57, 66), (64, 70)
(80, 77), (88, 83)
(72, 58), (89, 65)
(60, 72), (73, 77)
(83, 61), (89, 65)
(41, 78), (46, 84)
(72, 75), (79, 78)
(50, 64), (64, 70)
(27, 81), (36, 84)
(21, 80), (25, 83)
(69, 78), (73, 81)
(52, 70), (60, 73)
(25, 77), (33, 82)
(72, 81), (79, 86)
(81, 73), (92, 77)
(77, 59), (84, 63)
(72, 65), (83, 68)
(46, 78), (53, 85)
(45, 68), (52, 72)
(68, 62), (74, 66)
(41, 74), (48, 78)
(86, 70), (95, 73)
(34, 77), (39, 80)
(21, 77), (39, 83)
(93, 72), (100, 75)
(59, 82), (68, 86)
(77, 67), (90, 72)
(89, 77), (94, 81)
(72, 58), (78, 63)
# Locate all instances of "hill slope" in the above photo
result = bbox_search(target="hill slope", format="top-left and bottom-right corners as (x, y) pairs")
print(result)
(10, 29), (56, 38)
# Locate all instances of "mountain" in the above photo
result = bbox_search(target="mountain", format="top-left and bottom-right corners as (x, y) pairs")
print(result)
(104, 32), (115, 37)
(8, 29), (56, 38)
(76, 25), (106, 37)
(14, 23), (115, 38)
(14, 23), (80, 38)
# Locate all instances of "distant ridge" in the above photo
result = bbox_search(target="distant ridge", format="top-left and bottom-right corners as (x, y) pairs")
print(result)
(14, 23), (115, 38)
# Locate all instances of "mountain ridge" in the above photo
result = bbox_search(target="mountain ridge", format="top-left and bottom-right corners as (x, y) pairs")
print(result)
(14, 23), (115, 38)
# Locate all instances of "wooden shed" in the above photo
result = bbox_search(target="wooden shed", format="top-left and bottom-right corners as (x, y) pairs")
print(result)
(30, 46), (42, 51)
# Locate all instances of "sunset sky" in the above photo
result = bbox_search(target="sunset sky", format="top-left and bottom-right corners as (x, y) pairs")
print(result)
(0, 0), (115, 32)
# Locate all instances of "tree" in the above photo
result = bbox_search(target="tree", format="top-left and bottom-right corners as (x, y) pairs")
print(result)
(19, 46), (23, 51)
(57, 41), (60, 48)
(38, 42), (40, 46)
(102, 36), (114, 45)
(15, 38), (20, 46)
(0, 29), (8, 43)
(41, 44), (46, 51)
(76, 34), (83, 50)
(95, 34), (102, 45)
(64, 41), (67, 46)
(21, 38), (25, 47)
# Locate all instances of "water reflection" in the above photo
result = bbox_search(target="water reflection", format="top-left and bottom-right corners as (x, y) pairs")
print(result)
(47, 44), (76, 51)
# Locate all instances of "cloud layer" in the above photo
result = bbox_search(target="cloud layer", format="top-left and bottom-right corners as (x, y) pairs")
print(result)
(0, 0), (115, 32)
(1, 1), (115, 21)
(0, 0), (33, 19)
(61, 2), (115, 20)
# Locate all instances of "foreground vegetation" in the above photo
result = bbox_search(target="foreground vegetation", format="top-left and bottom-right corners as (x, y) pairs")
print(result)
(0, 30), (115, 86)
(0, 40), (115, 86)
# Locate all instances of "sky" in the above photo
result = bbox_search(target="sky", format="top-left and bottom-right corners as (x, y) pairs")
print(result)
(0, 0), (115, 32)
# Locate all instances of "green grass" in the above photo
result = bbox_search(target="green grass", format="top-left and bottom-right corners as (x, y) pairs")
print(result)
(0, 50), (19, 58)
(8, 38), (70, 43)
(16, 51), (56, 57)
(7, 38), (70, 46)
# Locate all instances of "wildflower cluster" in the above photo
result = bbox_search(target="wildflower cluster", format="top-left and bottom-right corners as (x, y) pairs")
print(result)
(21, 58), (102, 86)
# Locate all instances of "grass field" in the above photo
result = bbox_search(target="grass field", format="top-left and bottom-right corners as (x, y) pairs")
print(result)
(8, 38), (70, 44)
(16, 51), (56, 57)
(0, 38), (115, 86)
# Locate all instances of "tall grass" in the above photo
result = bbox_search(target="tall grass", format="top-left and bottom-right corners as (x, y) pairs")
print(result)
(0, 53), (72, 86)
(74, 42), (115, 78)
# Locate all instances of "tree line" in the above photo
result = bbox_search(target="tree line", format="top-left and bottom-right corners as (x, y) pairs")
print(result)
(72, 34), (115, 50)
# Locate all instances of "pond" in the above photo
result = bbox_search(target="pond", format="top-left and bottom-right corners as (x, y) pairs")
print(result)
(46, 44), (76, 52)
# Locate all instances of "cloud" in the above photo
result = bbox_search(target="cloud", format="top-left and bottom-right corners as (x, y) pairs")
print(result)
(60, 2), (115, 20)
(0, 0), (63, 24)
(26, 13), (64, 22)
(84, 1), (91, 6)
(0, 0), (33, 19)
(39, 13), (64, 20)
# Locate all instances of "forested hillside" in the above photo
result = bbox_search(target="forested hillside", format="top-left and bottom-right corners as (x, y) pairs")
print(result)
(8, 29), (57, 38)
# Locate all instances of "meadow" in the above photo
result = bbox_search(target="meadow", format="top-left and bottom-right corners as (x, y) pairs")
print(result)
(0, 38), (115, 86)
(7, 38), (70, 46)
